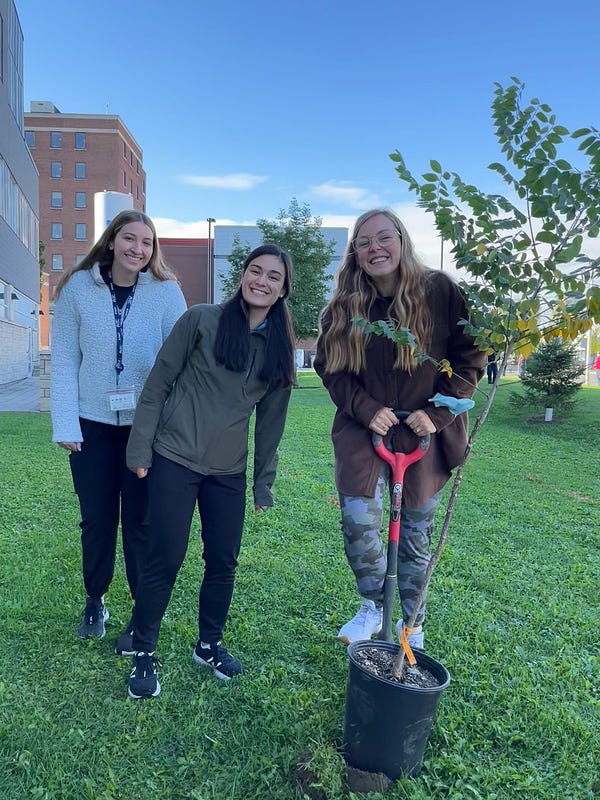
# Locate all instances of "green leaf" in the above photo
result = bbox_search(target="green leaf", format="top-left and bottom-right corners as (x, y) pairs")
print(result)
(536, 230), (560, 244)
(514, 235), (532, 251)
(530, 198), (550, 217)
(430, 159), (442, 173)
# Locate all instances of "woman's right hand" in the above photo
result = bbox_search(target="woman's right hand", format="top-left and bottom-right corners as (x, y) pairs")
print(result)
(368, 407), (398, 436)
(57, 442), (81, 452)
(130, 467), (148, 479)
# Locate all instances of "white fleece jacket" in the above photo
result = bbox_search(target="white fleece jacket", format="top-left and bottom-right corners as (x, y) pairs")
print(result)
(51, 263), (187, 443)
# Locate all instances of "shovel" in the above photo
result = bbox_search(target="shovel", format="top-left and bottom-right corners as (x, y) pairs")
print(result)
(372, 411), (430, 651)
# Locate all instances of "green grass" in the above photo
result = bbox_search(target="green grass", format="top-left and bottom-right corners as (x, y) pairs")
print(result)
(1, 374), (599, 800)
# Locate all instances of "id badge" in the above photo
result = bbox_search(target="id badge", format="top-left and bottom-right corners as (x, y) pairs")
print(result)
(107, 388), (136, 412)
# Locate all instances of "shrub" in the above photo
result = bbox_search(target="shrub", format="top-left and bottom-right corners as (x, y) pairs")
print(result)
(509, 339), (584, 413)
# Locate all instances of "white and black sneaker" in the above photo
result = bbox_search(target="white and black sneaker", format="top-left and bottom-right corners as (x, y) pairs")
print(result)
(193, 641), (243, 680)
(77, 597), (109, 639)
(128, 652), (161, 699)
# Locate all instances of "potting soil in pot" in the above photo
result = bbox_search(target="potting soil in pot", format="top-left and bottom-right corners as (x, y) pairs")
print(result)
(353, 645), (440, 687)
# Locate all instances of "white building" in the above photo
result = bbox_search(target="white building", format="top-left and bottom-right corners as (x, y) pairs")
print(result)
(0, 0), (40, 384)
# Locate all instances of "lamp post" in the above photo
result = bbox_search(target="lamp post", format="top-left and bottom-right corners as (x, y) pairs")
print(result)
(206, 217), (216, 302)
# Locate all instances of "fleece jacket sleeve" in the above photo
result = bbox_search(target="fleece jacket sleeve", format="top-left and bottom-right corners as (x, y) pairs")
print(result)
(252, 384), (292, 507)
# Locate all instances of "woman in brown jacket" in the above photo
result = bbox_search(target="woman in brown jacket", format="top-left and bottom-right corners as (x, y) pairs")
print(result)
(315, 209), (485, 649)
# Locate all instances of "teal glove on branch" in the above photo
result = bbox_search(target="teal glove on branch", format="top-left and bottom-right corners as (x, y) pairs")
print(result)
(428, 393), (475, 414)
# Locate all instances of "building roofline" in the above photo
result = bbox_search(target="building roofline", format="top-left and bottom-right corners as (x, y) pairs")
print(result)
(159, 238), (209, 246)
(24, 111), (142, 154)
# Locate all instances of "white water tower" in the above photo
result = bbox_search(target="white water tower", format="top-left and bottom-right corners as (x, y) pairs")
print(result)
(94, 191), (134, 242)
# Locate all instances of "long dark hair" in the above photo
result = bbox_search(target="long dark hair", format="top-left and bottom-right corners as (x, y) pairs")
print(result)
(214, 244), (296, 387)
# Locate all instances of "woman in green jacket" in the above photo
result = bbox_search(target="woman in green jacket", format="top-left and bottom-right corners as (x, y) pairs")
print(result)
(125, 244), (295, 698)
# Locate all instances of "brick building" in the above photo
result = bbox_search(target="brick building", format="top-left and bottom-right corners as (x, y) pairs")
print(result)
(24, 101), (146, 306)
(159, 238), (211, 307)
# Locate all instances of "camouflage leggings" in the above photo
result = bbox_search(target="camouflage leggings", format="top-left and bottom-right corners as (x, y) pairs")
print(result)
(339, 469), (442, 627)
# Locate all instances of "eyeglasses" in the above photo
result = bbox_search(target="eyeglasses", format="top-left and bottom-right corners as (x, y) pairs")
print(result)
(353, 230), (401, 252)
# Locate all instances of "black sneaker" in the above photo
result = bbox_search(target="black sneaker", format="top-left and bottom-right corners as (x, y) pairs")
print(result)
(128, 652), (161, 699)
(115, 613), (135, 656)
(77, 597), (109, 639)
(192, 641), (243, 680)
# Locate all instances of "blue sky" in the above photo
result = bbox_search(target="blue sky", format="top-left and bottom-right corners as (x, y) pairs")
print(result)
(18, 0), (600, 264)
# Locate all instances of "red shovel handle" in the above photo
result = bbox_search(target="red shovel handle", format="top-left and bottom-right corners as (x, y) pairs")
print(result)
(372, 410), (430, 467)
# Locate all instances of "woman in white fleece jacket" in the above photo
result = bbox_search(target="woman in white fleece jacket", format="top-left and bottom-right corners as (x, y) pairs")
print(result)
(51, 210), (186, 652)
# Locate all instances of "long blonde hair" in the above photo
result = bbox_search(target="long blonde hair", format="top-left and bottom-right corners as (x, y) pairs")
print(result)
(318, 208), (434, 373)
(54, 210), (178, 300)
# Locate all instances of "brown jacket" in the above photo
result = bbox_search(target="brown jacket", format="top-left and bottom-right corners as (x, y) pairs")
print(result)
(314, 272), (486, 507)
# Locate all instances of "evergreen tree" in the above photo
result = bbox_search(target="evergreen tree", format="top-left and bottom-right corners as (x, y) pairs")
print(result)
(510, 339), (584, 414)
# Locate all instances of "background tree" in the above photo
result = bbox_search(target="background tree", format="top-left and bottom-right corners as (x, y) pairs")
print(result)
(219, 233), (250, 300)
(368, 77), (600, 675)
(509, 339), (584, 414)
(219, 198), (335, 341)
(39, 240), (46, 290)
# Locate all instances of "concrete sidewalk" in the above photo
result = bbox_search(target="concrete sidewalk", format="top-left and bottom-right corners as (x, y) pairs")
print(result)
(0, 377), (41, 412)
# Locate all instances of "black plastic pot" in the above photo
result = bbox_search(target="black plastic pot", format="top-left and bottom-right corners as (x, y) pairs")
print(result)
(343, 640), (450, 779)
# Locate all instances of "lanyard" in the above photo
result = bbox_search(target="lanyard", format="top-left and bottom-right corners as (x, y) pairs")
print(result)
(108, 270), (137, 374)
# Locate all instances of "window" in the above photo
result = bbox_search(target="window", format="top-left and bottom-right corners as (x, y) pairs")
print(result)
(0, 281), (8, 320)
(130, 151), (134, 167)
(136, 186), (139, 200)
(74, 132), (86, 149)
(75, 162), (86, 179)
(50, 131), (62, 148)
(0, 15), (4, 84)
(75, 192), (87, 209)
(51, 191), (62, 208)
(51, 223), (62, 239)
(75, 223), (87, 240)
(51, 254), (63, 271)
(75, 255), (85, 265)
(25, 130), (35, 148)
(123, 141), (127, 158)
(123, 171), (127, 187)
(51, 161), (62, 178)
(130, 179), (133, 193)
(136, 159), (139, 174)
(0, 155), (39, 258)
(6, 6), (24, 128)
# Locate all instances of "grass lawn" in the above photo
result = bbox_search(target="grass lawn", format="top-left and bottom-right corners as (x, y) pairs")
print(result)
(1, 374), (598, 800)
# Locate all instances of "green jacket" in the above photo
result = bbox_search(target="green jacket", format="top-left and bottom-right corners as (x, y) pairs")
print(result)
(126, 303), (291, 507)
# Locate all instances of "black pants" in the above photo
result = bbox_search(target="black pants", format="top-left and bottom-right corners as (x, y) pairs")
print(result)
(69, 418), (149, 600)
(132, 452), (246, 652)
(487, 362), (498, 383)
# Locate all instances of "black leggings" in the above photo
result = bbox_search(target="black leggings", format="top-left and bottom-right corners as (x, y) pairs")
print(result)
(69, 418), (149, 600)
(132, 452), (246, 652)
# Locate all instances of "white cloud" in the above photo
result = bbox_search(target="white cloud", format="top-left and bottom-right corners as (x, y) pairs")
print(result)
(177, 173), (268, 190)
(154, 217), (253, 238)
(310, 181), (381, 210)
